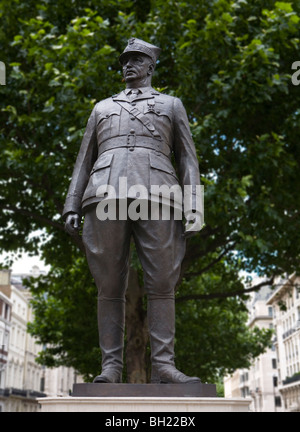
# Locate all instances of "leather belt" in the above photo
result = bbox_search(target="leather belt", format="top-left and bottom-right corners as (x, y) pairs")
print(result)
(98, 136), (171, 158)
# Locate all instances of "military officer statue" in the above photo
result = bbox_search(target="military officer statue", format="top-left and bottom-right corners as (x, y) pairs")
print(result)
(63, 38), (202, 384)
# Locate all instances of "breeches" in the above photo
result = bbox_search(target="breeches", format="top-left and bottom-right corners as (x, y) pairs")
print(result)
(82, 203), (186, 302)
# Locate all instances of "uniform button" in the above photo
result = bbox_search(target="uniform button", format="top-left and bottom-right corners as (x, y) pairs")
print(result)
(130, 129), (135, 134)
(129, 148), (134, 152)
(130, 117), (135, 120)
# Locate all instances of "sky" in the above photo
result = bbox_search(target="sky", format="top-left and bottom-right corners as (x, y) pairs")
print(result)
(0, 252), (50, 274)
(0, 229), (50, 274)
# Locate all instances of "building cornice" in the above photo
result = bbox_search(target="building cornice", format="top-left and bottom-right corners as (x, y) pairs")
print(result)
(267, 273), (298, 305)
(248, 314), (273, 327)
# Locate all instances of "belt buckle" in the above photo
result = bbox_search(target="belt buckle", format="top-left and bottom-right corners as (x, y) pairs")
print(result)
(127, 130), (136, 151)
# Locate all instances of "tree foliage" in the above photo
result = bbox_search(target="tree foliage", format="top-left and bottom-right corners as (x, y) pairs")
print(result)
(1, 0), (300, 382)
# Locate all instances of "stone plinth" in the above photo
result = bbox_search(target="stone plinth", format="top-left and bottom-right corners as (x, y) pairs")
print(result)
(38, 396), (251, 412)
(38, 383), (251, 412)
(72, 382), (217, 398)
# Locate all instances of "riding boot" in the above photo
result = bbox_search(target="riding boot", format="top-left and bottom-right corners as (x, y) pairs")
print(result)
(148, 298), (201, 384)
(93, 299), (124, 383)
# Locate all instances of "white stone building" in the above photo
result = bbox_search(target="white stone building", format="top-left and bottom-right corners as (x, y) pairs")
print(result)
(224, 285), (283, 412)
(0, 270), (12, 412)
(267, 274), (300, 412)
(3, 281), (45, 412)
(0, 268), (83, 412)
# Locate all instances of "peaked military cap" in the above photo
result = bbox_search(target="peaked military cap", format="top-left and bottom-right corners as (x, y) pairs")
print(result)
(119, 38), (161, 65)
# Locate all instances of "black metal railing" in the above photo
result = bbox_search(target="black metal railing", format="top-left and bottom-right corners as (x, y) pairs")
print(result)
(283, 374), (300, 386)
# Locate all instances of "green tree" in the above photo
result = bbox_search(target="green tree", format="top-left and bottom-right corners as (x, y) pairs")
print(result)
(1, 0), (300, 383)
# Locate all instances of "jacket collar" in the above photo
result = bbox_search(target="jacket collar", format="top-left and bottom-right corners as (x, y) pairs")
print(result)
(112, 87), (160, 102)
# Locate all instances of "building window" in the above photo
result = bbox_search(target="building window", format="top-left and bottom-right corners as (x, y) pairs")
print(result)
(275, 396), (282, 407)
(268, 307), (273, 317)
(40, 376), (45, 393)
(240, 372), (249, 383)
(272, 359), (277, 369)
(4, 304), (10, 320)
(241, 387), (250, 398)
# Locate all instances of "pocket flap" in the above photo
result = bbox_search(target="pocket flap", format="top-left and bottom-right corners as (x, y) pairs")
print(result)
(97, 106), (121, 124)
(144, 105), (172, 121)
(91, 154), (114, 173)
(149, 153), (176, 177)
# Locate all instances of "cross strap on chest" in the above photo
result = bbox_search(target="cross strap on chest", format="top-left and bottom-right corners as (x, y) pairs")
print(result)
(114, 100), (162, 140)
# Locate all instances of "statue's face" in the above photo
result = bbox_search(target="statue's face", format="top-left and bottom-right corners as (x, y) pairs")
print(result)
(122, 53), (153, 83)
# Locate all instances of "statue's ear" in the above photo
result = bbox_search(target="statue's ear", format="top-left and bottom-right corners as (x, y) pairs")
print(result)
(148, 62), (155, 76)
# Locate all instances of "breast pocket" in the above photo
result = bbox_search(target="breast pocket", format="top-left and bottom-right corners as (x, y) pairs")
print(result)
(96, 107), (121, 142)
(143, 105), (172, 142)
(144, 103), (172, 118)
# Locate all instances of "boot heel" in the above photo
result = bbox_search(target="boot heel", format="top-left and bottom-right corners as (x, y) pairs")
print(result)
(150, 367), (161, 384)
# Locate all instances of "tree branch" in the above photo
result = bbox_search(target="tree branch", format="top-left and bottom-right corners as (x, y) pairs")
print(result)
(3, 205), (64, 231)
(184, 242), (236, 279)
(3, 204), (86, 254)
(175, 276), (276, 302)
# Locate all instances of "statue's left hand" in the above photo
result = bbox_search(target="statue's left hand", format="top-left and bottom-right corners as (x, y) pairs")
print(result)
(65, 212), (81, 235)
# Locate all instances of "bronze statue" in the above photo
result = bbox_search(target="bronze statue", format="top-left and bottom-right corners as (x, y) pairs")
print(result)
(63, 38), (202, 384)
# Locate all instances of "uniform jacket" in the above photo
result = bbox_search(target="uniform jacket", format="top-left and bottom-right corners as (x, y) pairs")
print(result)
(62, 87), (200, 219)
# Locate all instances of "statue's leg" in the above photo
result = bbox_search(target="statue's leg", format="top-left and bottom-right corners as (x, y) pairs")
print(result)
(82, 206), (131, 383)
(147, 298), (200, 384)
(133, 206), (201, 384)
(94, 299), (125, 383)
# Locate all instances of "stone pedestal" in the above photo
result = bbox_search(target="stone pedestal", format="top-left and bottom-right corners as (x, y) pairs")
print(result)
(38, 396), (251, 412)
(38, 384), (251, 412)
(72, 382), (217, 398)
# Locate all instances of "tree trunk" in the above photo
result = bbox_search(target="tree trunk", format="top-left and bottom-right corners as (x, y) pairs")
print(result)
(125, 266), (149, 383)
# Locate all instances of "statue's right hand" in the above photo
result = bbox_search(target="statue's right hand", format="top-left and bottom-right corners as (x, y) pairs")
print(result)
(65, 213), (81, 235)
